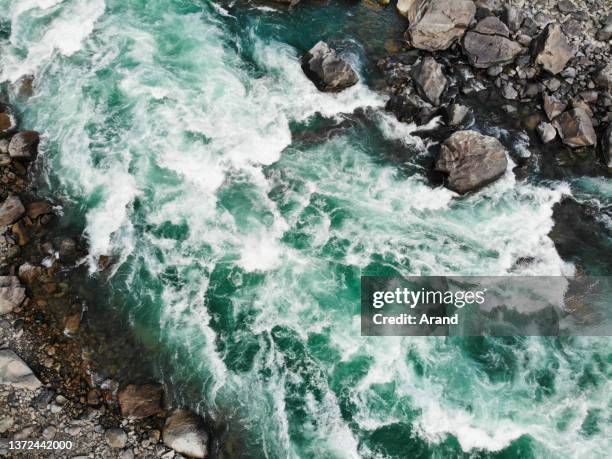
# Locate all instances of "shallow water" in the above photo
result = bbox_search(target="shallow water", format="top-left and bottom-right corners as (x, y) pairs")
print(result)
(1, 1), (611, 457)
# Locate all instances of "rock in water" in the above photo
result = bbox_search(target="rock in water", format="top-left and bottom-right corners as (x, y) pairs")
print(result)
(411, 57), (447, 106)
(0, 349), (42, 390)
(436, 130), (508, 194)
(0, 196), (26, 227)
(463, 31), (522, 68)
(531, 24), (574, 75)
(0, 276), (26, 315)
(553, 108), (597, 147)
(301, 42), (358, 92)
(118, 384), (163, 419)
(8, 131), (40, 161)
(163, 410), (209, 459)
(406, 0), (476, 51)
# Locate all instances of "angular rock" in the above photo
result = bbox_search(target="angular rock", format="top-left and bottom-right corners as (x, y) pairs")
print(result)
(8, 131), (40, 161)
(596, 14), (612, 41)
(406, 0), (476, 51)
(105, 428), (128, 448)
(474, 16), (510, 37)
(0, 349), (41, 390)
(595, 63), (612, 90)
(411, 57), (447, 106)
(543, 93), (567, 120)
(301, 42), (358, 92)
(447, 103), (470, 126)
(504, 5), (523, 32)
(537, 122), (557, 143)
(118, 384), (163, 419)
(463, 31), (523, 68)
(436, 130), (508, 194)
(553, 108), (597, 147)
(163, 410), (209, 459)
(386, 89), (439, 125)
(531, 24), (574, 75)
(0, 276), (26, 315)
(0, 196), (25, 227)
(396, 0), (429, 23)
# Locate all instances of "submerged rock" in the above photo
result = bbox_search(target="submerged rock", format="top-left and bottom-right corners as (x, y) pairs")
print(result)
(301, 42), (358, 92)
(553, 108), (597, 147)
(0, 196), (26, 227)
(463, 31), (522, 68)
(411, 57), (447, 106)
(436, 130), (508, 194)
(8, 131), (40, 161)
(405, 0), (476, 51)
(0, 349), (41, 390)
(531, 24), (574, 75)
(118, 384), (163, 419)
(163, 410), (209, 459)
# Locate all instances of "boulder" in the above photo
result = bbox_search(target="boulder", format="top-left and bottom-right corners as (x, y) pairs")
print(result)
(474, 16), (510, 37)
(406, 0), (476, 51)
(163, 410), (209, 459)
(0, 276), (26, 315)
(8, 131), (40, 161)
(531, 24), (574, 75)
(301, 42), (358, 92)
(553, 108), (596, 147)
(118, 384), (163, 419)
(436, 130), (508, 194)
(595, 63), (612, 90)
(104, 428), (128, 449)
(0, 196), (25, 227)
(0, 349), (41, 390)
(537, 122), (557, 143)
(411, 57), (447, 106)
(396, 0), (429, 23)
(463, 31), (523, 68)
(543, 93), (567, 120)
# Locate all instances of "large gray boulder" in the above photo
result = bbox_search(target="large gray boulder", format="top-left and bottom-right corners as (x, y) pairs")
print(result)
(301, 42), (358, 92)
(163, 410), (209, 459)
(531, 24), (574, 75)
(411, 57), (447, 106)
(0, 349), (41, 390)
(405, 0), (476, 51)
(553, 108), (596, 148)
(436, 130), (508, 194)
(463, 31), (523, 68)
(0, 276), (26, 315)
(0, 196), (25, 227)
(8, 131), (39, 161)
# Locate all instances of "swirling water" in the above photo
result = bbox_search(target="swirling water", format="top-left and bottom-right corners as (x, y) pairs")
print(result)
(1, 1), (610, 457)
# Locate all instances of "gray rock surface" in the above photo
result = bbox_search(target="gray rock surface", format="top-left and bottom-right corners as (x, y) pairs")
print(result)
(301, 42), (358, 92)
(411, 57), (447, 106)
(163, 410), (209, 459)
(436, 130), (508, 194)
(0, 276), (26, 315)
(0, 349), (41, 390)
(463, 31), (523, 68)
(532, 24), (574, 74)
(474, 16), (510, 37)
(553, 108), (597, 147)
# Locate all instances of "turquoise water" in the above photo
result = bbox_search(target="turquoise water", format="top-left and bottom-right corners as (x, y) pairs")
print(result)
(1, 1), (611, 457)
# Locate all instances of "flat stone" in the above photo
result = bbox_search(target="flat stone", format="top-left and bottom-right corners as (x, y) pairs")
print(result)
(537, 122), (557, 143)
(474, 16), (510, 37)
(463, 31), (523, 68)
(0, 349), (41, 390)
(447, 103), (470, 126)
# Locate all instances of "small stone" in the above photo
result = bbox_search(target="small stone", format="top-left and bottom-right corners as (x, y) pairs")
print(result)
(596, 14), (612, 41)
(543, 93), (567, 120)
(0, 417), (14, 434)
(537, 122), (557, 143)
(119, 449), (134, 459)
(504, 5), (523, 32)
(474, 16), (510, 37)
(501, 83), (518, 100)
(42, 426), (57, 440)
(105, 428), (128, 449)
(64, 313), (81, 336)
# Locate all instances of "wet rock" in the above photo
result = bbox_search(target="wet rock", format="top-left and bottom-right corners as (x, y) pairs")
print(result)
(435, 130), (508, 194)
(595, 63), (612, 90)
(118, 384), (163, 419)
(0, 349), (42, 390)
(0, 196), (25, 227)
(553, 108), (597, 147)
(543, 93), (568, 120)
(105, 428), (128, 448)
(411, 57), (447, 106)
(0, 276), (26, 315)
(463, 31), (523, 68)
(596, 14), (612, 41)
(64, 313), (81, 336)
(301, 42), (358, 92)
(537, 122), (557, 143)
(531, 24), (574, 75)
(163, 410), (209, 459)
(0, 105), (17, 137)
(406, 0), (476, 51)
(25, 201), (53, 220)
(474, 16), (510, 37)
(8, 131), (40, 162)
(447, 103), (470, 126)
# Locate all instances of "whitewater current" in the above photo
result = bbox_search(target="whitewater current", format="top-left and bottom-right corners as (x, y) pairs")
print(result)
(1, 1), (610, 457)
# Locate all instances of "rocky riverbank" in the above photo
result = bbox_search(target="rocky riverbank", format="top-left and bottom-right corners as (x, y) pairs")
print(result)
(0, 92), (212, 457)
